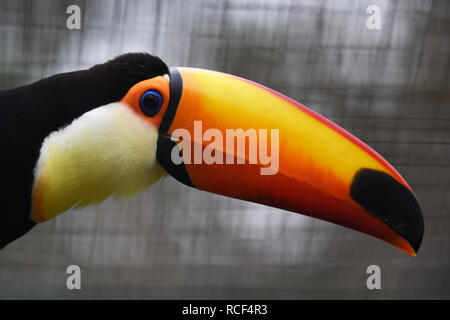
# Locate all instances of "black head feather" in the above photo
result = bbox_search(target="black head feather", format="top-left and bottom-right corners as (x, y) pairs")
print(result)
(86, 52), (169, 105)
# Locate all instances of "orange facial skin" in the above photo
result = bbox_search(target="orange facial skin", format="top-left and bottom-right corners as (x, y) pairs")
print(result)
(121, 76), (170, 128)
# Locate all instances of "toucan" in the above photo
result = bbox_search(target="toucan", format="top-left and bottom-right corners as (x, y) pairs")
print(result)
(0, 53), (423, 256)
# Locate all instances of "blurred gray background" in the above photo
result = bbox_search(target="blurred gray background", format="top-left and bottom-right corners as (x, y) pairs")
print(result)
(0, 0), (449, 299)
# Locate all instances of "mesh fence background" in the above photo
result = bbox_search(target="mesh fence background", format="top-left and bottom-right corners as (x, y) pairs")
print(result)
(0, 0), (449, 299)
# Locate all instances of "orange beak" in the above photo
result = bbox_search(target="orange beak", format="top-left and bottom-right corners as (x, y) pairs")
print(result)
(142, 67), (424, 256)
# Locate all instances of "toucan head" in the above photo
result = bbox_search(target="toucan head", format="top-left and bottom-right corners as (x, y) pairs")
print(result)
(31, 54), (424, 256)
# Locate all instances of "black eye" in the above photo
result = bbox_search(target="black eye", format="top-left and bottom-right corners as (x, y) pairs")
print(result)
(139, 90), (163, 117)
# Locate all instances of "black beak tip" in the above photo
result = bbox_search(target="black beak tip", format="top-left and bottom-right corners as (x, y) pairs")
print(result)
(350, 168), (424, 253)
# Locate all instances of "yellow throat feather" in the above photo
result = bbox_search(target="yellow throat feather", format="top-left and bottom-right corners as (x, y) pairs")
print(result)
(31, 102), (166, 222)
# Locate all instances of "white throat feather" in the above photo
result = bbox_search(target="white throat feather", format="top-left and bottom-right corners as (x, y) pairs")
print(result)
(31, 102), (166, 222)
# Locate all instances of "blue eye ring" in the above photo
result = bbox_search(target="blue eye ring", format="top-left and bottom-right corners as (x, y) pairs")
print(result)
(139, 90), (163, 117)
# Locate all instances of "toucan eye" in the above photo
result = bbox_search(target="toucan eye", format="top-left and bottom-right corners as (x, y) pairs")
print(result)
(139, 90), (163, 117)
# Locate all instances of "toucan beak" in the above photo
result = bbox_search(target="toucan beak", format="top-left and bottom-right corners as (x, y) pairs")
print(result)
(156, 67), (424, 256)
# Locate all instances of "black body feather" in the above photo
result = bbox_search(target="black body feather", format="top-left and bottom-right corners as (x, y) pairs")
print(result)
(0, 53), (168, 249)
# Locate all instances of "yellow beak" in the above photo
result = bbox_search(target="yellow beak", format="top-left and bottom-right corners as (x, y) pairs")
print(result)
(155, 67), (424, 256)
